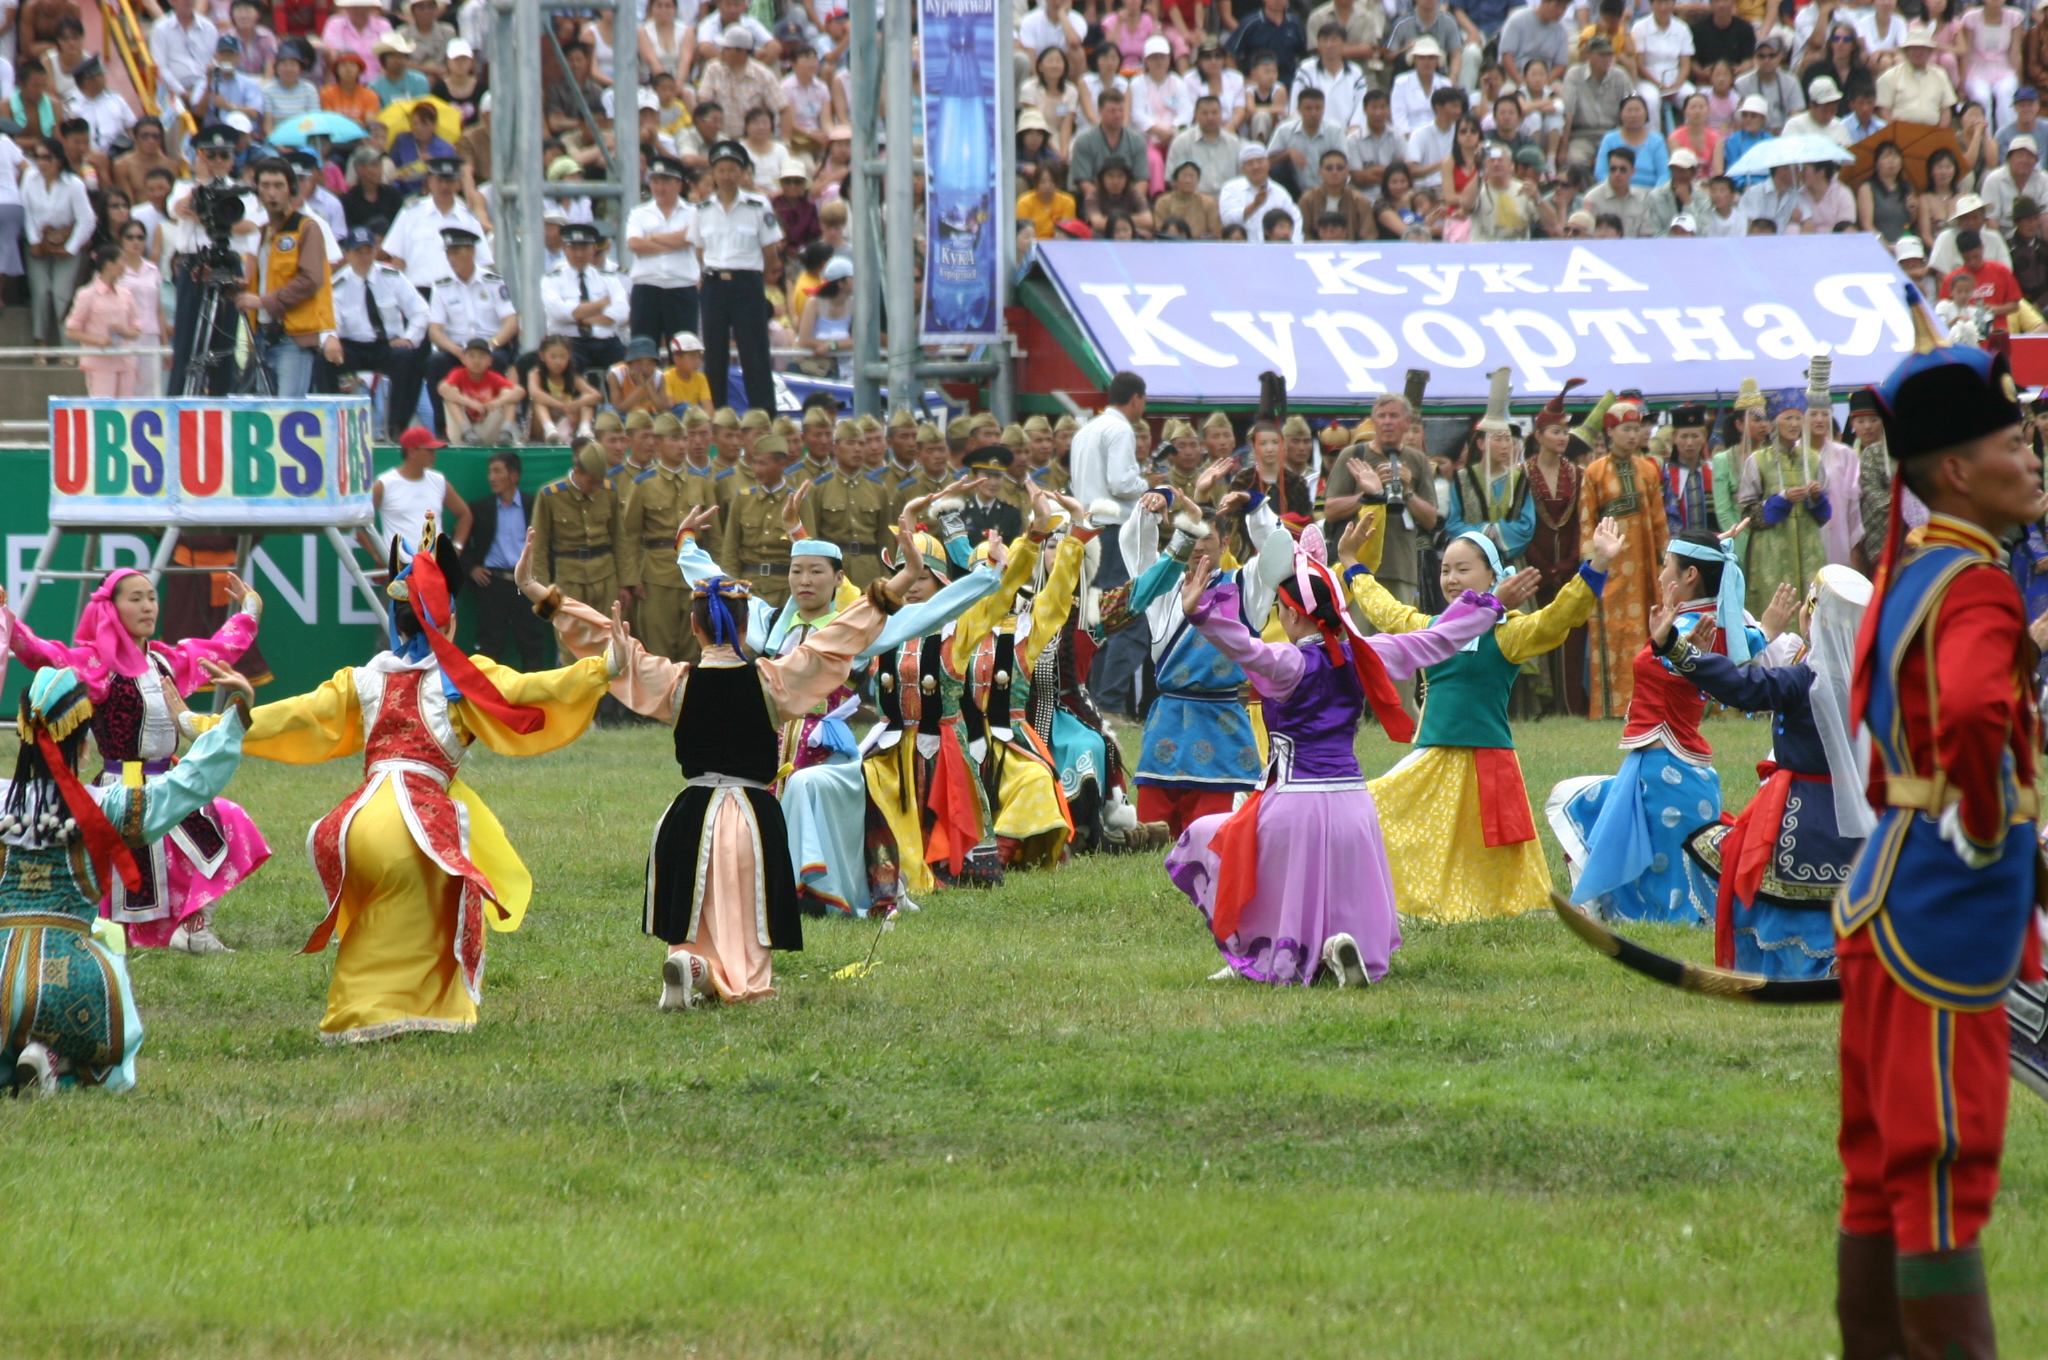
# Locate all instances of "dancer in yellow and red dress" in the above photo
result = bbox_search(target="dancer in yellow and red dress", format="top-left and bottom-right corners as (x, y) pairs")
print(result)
(1832, 308), (2044, 1359)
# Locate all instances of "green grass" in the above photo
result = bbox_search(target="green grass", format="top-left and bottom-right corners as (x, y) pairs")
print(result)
(4, 714), (2046, 1359)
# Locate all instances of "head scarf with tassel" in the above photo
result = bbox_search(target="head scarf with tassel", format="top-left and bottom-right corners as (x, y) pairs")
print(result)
(1275, 531), (1418, 743)
(4, 667), (142, 894)
(694, 575), (753, 651)
(388, 530), (547, 734)
(1668, 534), (1753, 664)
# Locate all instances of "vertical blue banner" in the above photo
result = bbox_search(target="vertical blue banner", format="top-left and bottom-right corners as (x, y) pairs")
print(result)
(919, 0), (1001, 343)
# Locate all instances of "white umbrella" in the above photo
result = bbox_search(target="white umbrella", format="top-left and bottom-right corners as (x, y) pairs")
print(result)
(1726, 134), (1858, 179)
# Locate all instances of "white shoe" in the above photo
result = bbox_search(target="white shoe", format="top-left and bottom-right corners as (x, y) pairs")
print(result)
(13, 1040), (56, 1096)
(1207, 964), (1240, 982)
(168, 922), (234, 954)
(659, 951), (708, 1011)
(1321, 933), (1369, 989)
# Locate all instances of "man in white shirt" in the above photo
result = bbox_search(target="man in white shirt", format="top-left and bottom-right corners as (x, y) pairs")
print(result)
(1015, 0), (1084, 63)
(149, 0), (217, 107)
(1067, 370), (1150, 718)
(1980, 137), (2048, 228)
(329, 224), (428, 437)
(1928, 194), (2014, 271)
(1218, 143), (1303, 241)
(1853, 0), (1906, 74)
(1166, 95), (1242, 194)
(380, 157), (491, 294)
(67, 57), (134, 153)
(624, 154), (700, 350)
(544, 221), (630, 374)
(1740, 164), (1806, 233)
(1697, 174), (1751, 236)
(1783, 76), (1853, 148)
(1632, 0), (1694, 113)
(1292, 21), (1369, 134)
(1404, 84), (1464, 189)
(164, 125), (265, 395)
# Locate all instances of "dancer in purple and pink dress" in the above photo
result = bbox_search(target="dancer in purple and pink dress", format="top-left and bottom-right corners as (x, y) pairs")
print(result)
(1165, 532), (1503, 987)
(5, 568), (272, 953)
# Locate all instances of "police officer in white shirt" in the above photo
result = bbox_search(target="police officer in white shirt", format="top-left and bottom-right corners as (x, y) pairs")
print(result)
(422, 226), (519, 436)
(543, 220), (631, 373)
(165, 124), (265, 394)
(286, 147), (348, 253)
(687, 140), (783, 412)
(327, 224), (428, 436)
(379, 156), (490, 297)
(624, 154), (700, 350)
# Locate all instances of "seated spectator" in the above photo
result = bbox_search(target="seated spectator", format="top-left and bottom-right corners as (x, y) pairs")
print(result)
(58, 117), (108, 190)
(397, 0), (456, 80)
(1220, 221), (1248, 239)
(1021, 45), (1090, 161)
(1666, 91), (1724, 179)
(1082, 40), (1127, 119)
(1309, 209), (1348, 240)
(1596, 95), (1668, 188)
(781, 42), (830, 159)
(1017, 109), (1064, 186)
(113, 118), (182, 203)
(1152, 158), (1221, 238)
(1083, 158), (1154, 236)
(264, 38), (322, 134)
(1157, 215), (1193, 239)
(433, 40), (486, 126)
(1486, 93), (1541, 163)
(1258, 204), (1297, 242)
(737, 105), (791, 190)
(201, 34), (266, 125)
(771, 159), (820, 250)
(1233, 52), (1289, 142)
(1018, 161), (1076, 239)
(1698, 173), (1750, 236)
(341, 143), (401, 231)
(788, 238), (832, 313)
(1723, 94), (1771, 187)
(440, 337), (523, 445)
(795, 255), (852, 376)
(131, 166), (176, 260)
(527, 334), (600, 443)
(659, 332), (712, 413)
(676, 101), (723, 172)
(71, 58), (137, 156)
(227, 0), (278, 77)
(41, 16), (86, 102)
(1582, 144), (1653, 235)
(390, 99), (455, 188)
(323, 49), (383, 127)
(1373, 160), (1424, 238)
(1469, 143), (1535, 240)
(1298, 145), (1373, 238)
(1797, 160), (1855, 233)
(372, 31), (430, 107)
(320, 0), (392, 72)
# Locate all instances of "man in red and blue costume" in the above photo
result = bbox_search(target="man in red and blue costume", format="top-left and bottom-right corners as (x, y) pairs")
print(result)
(1835, 314), (2046, 1360)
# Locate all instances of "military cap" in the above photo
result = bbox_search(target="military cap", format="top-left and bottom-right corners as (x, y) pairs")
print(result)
(712, 407), (740, 429)
(574, 441), (609, 478)
(561, 222), (603, 246)
(594, 411), (624, 432)
(739, 408), (771, 429)
(753, 433), (789, 457)
(652, 412), (684, 435)
(624, 410), (654, 431)
(887, 408), (916, 429)
(1022, 414), (1051, 433)
(803, 406), (834, 428)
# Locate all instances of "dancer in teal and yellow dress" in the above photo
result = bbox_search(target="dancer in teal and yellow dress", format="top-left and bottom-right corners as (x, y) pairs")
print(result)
(3, 656), (254, 1094)
(1337, 457), (1629, 921)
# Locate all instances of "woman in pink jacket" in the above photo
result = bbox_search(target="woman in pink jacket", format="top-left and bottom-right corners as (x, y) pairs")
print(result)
(64, 246), (141, 396)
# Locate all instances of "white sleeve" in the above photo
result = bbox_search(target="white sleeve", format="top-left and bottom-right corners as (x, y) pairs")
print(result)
(395, 275), (430, 343)
(541, 271), (575, 329)
(1120, 502), (1160, 575)
(1105, 423), (1147, 499)
(605, 272), (630, 325)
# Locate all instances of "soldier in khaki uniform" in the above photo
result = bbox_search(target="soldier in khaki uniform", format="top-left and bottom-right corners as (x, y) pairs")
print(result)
(737, 407), (771, 464)
(694, 406), (748, 513)
(801, 424), (892, 587)
(1160, 418), (1205, 501)
(718, 432), (799, 606)
(886, 407), (919, 475)
(1052, 412), (1078, 472)
(595, 411), (629, 473)
(614, 410), (658, 496)
(798, 406), (836, 479)
(1201, 410), (1236, 464)
(893, 425), (952, 522)
(709, 406), (743, 467)
(993, 423), (1037, 519)
(531, 441), (626, 657)
(1022, 414), (1066, 493)
(621, 413), (699, 661)
(856, 414), (886, 474)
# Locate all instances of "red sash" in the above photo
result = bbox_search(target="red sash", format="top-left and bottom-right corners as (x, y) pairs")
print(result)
(922, 724), (984, 876)
(1208, 788), (1265, 943)
(1712, 760), (1829, 967)
(1474, 746), (1537, 847)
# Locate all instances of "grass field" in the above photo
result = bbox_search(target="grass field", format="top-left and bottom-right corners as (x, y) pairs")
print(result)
(4, 712), (2046, 1359)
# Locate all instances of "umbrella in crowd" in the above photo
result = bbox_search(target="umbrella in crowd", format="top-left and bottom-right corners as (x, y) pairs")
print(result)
(377, 96), (462, 145)
(1726, 134), (1858, 180)
(1841, 121), (1968, 190)
(267, 112), (370, 148)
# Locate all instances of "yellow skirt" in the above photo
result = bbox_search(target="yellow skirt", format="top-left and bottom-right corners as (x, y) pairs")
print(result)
(1368, 745), (1552, 923)
(320, 778), (526, 1042)
(862, 739), (934, 896)
(990, 739), (1068, 868)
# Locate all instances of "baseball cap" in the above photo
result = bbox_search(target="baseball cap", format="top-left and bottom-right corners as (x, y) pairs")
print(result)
(1142, 35), (1171, 57)
(822, 256), (854, 282)
(399, 427), (446, 452)
(1738, 94), (1770, 116)
(1808, 75), (1843, 103)
(1669, 147), (1700, 170)
(670, 331), (704, 352)
(721, 24), (756, 49)
(1894, 235), (1927, 261)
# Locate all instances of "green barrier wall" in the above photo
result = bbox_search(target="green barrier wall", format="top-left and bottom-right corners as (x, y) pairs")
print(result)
(0, 445), (577, 707)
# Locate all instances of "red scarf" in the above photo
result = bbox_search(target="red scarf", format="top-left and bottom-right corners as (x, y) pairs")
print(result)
(38, 731), (142, 894)
(407, 549), (547, 734)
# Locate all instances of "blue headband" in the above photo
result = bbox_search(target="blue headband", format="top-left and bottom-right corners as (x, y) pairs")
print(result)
(791, 539), (843, 562)
(696, 576), (746, 649)
(1669, 537), (1750, 663)
(1452, 529), (1504, 581)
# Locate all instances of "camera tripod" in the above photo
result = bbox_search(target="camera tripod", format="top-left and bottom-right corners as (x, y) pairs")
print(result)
(180, 253), (273, 398)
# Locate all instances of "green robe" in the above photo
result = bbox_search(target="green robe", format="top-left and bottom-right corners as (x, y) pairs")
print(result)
(1740, 443), (1830, 615)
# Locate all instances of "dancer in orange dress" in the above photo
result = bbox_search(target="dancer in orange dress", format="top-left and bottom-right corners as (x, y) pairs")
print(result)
(1579, 398), (1671, 719)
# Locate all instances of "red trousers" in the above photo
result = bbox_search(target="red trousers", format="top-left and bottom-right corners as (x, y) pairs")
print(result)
(1838, 928), (2010, 1253)
(1137, 785), (1237, 839)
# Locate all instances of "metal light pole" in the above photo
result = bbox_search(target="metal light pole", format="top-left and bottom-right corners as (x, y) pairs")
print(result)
(849, 0), (883, 417)
(883, 0), (915, 418)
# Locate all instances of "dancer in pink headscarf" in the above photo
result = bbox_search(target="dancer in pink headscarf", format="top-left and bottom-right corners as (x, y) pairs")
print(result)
(5, 568), (272, 953)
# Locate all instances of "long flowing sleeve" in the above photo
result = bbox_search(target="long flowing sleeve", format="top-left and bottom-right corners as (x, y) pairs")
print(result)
(150, 596), (261, 694)
(104, 707), (248, 842)
(1364, 590), (1502, 679)
(9, 616), (88, 672)
(1119, 504), (1160, 577)
(236, 668), (366, 764)
(459, 655), (611, 756)
(759, 596), (886, 722)
(1187, 580), (1306, 703)
(1496, 571), (1601, 665)
(947, 537), (1041, 672)
(1020, 531), (1089, 671)
(1502, 482), (1538, 560)
(546, 596), (689, 729)
(1664, 639), (1815, 713)
(1343, 563), (1434, 634)
(855, 564), (1003, 660)
(1100, 547), (1186, 635)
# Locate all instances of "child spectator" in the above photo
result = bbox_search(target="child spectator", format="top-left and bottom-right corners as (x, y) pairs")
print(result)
(322, 49), (383, 126)
(440, 337), (524, 444)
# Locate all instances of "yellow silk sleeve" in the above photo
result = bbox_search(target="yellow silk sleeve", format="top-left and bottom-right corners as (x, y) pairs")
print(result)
(237, 667), (365, 764)
(1358, 504), (1387, 574)
(1020, 533), (1087, 672)
(948, 537), (1042, 672)
(450, 777), (533, 933)
(1496, 573), (1599, 666)
(1344, 565), (1433, 635)
(456, 654), (611, 757)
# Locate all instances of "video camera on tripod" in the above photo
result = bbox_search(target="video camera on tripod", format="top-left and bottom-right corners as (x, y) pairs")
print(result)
(185, 181), (247, 280)
(178, 178), (272, 397)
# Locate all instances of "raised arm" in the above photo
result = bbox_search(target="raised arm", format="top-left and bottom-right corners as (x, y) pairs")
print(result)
(759, 592), (893, 723)
(1495, 517), (1622, 664)
(152, 576), (261, 693)
(1362, 589), (1504, 680)
(1658, 633), (1816, 713)
(235, 667), (366, 764)
(1184, 575), (1306, 702)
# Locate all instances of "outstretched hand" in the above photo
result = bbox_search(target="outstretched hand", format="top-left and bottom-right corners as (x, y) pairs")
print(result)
(1336, 510), (1376, 568)
(1346, 455), (1384, 499)
(608, 600), (633, 670)
(1647, 579), (1684, 648)
(199, 657), (255, 711)
(781, 478), (814, 535)
(1180, 550), (1211, 617)
(1585, 516), (1625, 572)
(676, 504), (719, 548)
(514, 528), (544, 601)
(1493, 566), (1543, 611)
(1760, 581), (1799, 641)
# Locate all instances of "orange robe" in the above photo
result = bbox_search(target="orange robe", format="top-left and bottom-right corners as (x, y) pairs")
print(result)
(1578, 452), (1670, 720)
